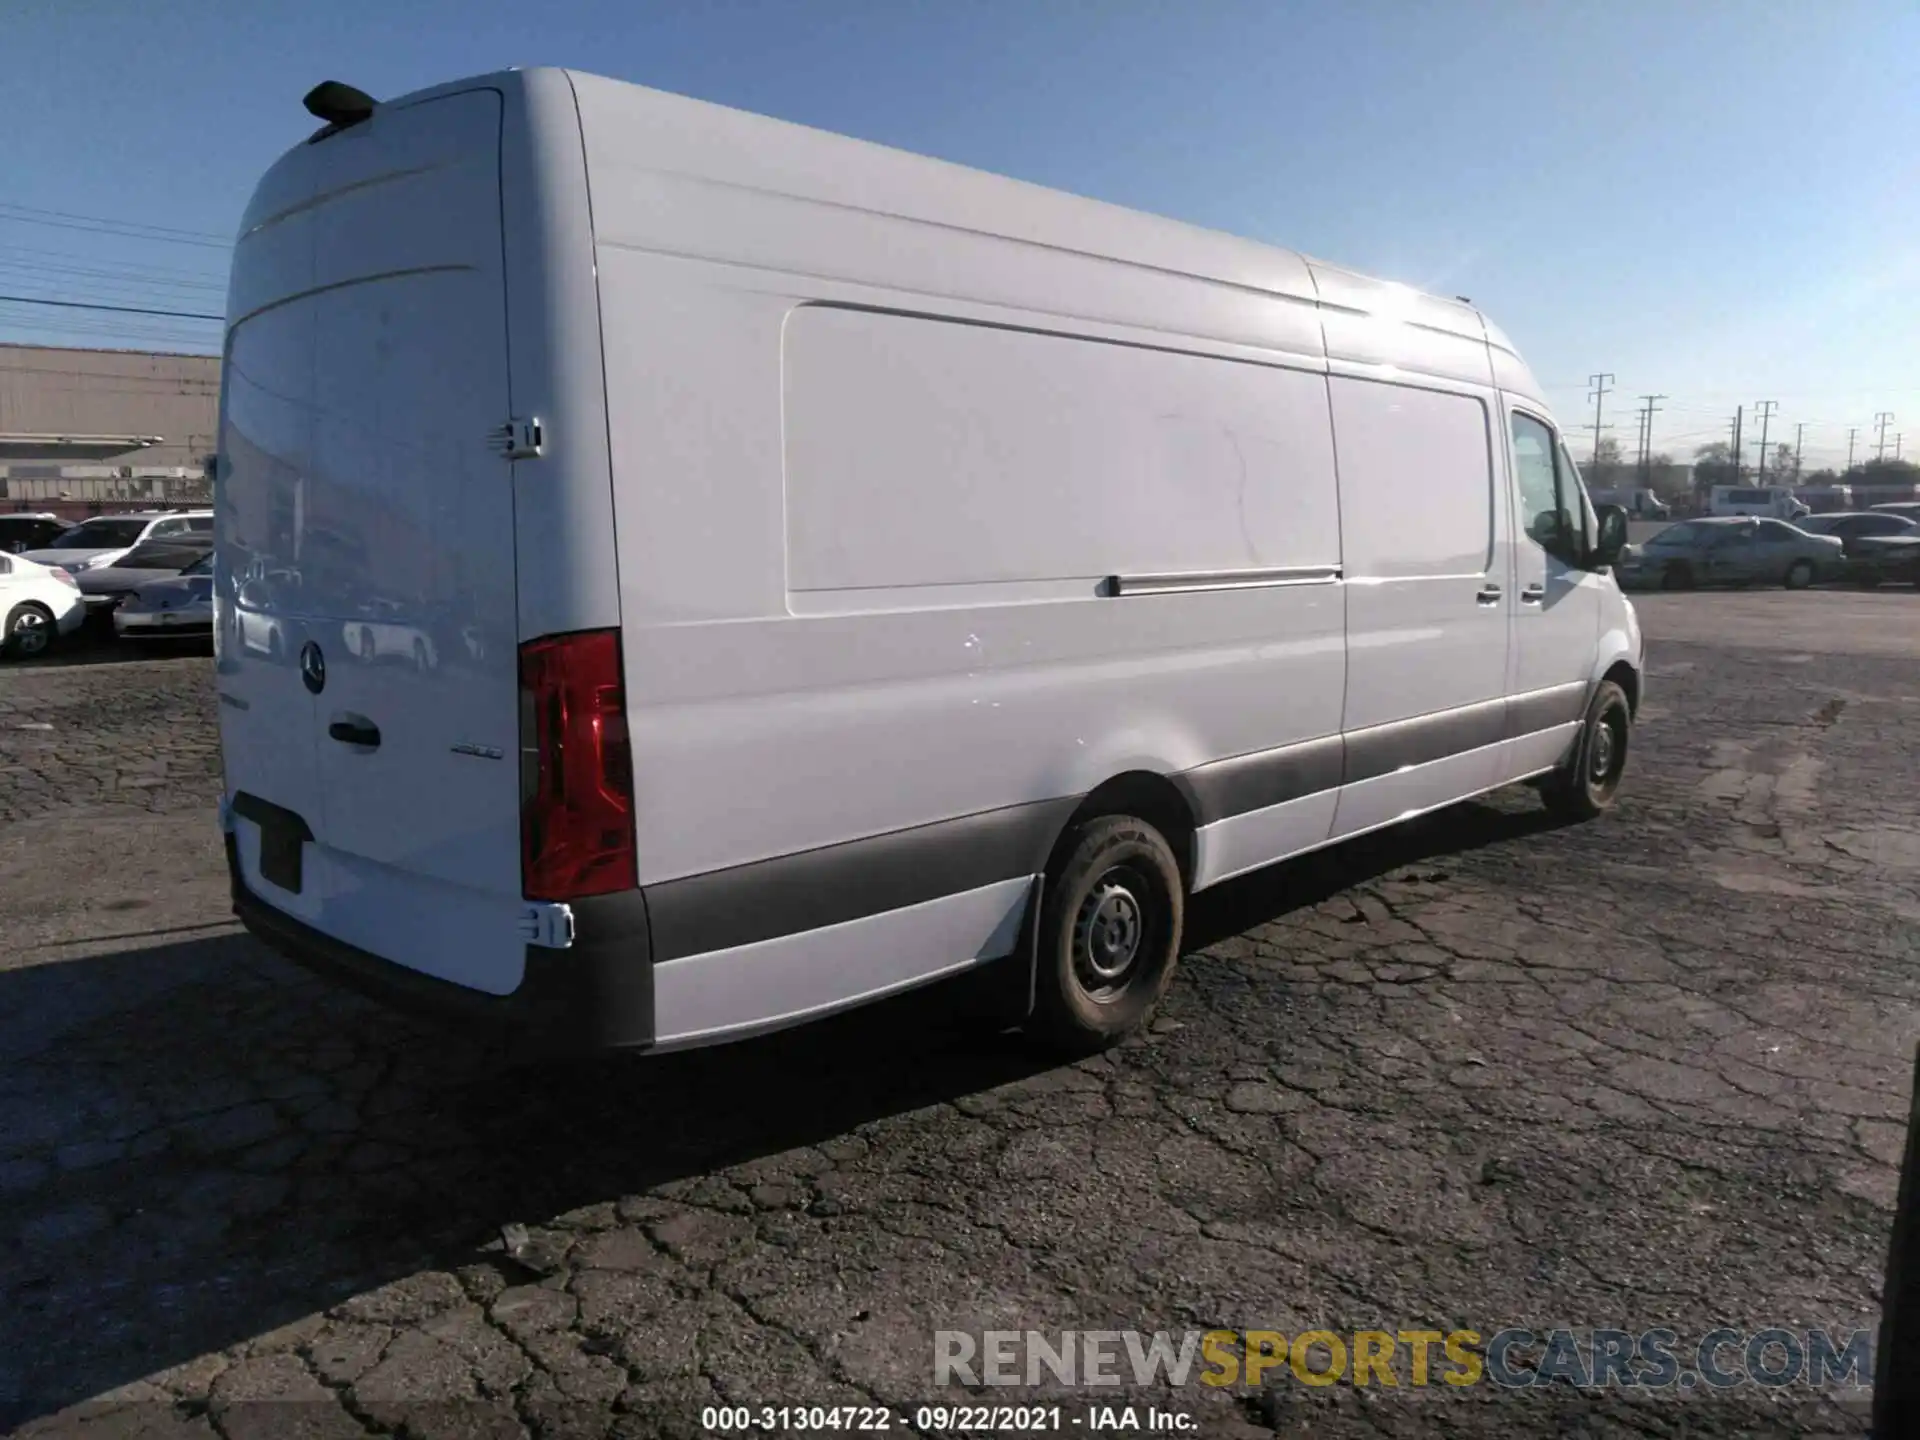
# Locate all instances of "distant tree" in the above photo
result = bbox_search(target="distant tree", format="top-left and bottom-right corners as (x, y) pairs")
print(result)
(1843, 458), (1920, 485)
(1693, 441), (1739, 489)
(1803, 468), (1841, 486)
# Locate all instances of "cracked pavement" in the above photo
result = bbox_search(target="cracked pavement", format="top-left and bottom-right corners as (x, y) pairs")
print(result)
(1, 591), (1917, 1438)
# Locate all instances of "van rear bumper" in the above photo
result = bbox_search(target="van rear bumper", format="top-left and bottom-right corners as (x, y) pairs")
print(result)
(225, 835), (655, 1054)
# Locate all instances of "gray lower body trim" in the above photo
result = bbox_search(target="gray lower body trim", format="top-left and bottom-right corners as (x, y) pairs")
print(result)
(1186, 733), (1346, 820)
(1340, 696), (1510, 787)
(643, 680), (1602, 962)
(646, 796), (1076, 962)
(1503, 680), (1591, 739)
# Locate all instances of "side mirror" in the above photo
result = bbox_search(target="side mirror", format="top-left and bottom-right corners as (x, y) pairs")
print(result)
(1589, 504), (1629, 569)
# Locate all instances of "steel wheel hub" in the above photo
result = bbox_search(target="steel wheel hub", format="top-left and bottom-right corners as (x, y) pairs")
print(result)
(1076, 879), (1144, 986)
(1591, 714), (1620, 782)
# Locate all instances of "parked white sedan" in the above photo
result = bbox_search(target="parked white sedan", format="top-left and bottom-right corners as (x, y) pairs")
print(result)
(0, 551), (87, 659)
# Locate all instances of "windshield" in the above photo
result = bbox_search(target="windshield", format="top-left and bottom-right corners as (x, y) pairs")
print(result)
(49, 518), (147, 549)
(116, 541), (210, 571)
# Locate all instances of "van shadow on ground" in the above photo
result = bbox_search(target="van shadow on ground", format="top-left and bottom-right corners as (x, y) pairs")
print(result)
(0, 795), (1564, 1425)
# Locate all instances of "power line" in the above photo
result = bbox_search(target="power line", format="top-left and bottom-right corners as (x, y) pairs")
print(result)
(0, 294), (221, 320)
(0, 203), (232, 248)
(0, 258), (224, 293)
(1875, 411), (1896, 462)
(0, 242), (225, 285)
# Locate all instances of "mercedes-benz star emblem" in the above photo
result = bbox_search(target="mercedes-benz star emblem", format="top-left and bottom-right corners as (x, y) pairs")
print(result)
(299, 641), (326, 695)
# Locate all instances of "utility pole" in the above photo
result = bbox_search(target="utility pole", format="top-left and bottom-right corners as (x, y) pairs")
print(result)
(1587, 372), (1615, 467)
(1793, 422), (1805, 481)
(1754, 400), (1778, 480)
(1732, 406), (1744, 484)
(1847, 427), (1860, 472)
(1899, 433), (1906, 462)
(1876, 411), (1896, 462)
(1637, 394), (1666, 486)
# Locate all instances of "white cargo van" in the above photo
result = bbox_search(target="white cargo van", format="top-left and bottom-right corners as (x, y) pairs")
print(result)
(1710, 485), (1808, 519)
(216, 70), (1645, 1055)
(1590, 487), (1669, 520)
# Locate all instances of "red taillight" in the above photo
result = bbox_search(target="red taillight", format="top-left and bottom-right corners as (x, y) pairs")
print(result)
(518, 628), (637, 901)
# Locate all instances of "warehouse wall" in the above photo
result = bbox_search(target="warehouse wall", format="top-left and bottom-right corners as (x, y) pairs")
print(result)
(0, 343), (219, 471)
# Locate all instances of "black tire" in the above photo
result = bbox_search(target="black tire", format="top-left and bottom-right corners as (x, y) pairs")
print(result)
(1662, 562), (1694, 591)
(1028, 815), (1184, 1054)
(1540, 679), (1631, 822)
(1784, 558), (1814, 590)
(3, 602), (55, 660)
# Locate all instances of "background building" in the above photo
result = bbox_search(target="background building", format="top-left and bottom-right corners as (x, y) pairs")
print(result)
(0, 343), (218, 516)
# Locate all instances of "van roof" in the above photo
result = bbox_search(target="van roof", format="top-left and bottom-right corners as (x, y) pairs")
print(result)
(338, 69), (1523, 381)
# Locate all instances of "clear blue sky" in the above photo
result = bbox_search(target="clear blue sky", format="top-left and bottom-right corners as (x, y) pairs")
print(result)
(4, 0), (1915, 469)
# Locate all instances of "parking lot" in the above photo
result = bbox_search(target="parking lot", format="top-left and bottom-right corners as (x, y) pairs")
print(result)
(2, 591), (1917, 1437)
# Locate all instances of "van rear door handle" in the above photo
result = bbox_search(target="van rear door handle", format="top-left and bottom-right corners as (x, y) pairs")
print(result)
(328, 718), (381, 748)
(1520, 584), (1546, 604)
(1476, 583), (1502, 605)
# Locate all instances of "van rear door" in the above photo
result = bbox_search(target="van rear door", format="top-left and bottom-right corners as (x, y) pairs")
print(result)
(219, 88), (529, 995)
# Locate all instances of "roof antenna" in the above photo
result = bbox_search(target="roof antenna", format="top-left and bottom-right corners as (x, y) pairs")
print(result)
(302, 81), (378, 134)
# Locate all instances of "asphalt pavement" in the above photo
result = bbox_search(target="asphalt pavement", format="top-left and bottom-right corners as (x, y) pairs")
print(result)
(2, 593), (1916, 1437)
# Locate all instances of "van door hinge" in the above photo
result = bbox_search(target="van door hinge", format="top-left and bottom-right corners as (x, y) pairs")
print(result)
(519, 901), (575, 949)
(492, 416), (544, 461)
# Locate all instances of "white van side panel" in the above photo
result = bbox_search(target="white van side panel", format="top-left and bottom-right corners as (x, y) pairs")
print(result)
(1327, 373), (1511, 836)
(595, 254), (1348, 887)
(1330, 376), (1508, 726)
(784, 306), (1342, 591)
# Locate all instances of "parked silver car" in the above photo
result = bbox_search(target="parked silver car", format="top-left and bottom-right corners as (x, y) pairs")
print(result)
(1613, 517), (1846, 591)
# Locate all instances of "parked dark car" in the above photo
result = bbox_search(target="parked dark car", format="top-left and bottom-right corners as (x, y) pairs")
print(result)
(1796, 509), (1918, 554)
(0, 513), (70, 555)
(1871, 501), (1920, 522)
(1793, 509), (1920, 584)
(1612, 516), (1846, 591)
(73, 537), (215, 617)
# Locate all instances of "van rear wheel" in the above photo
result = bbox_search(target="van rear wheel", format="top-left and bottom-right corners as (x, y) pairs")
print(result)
(1541, 680), (1631, 822)
(1028, 815), (1184, 1054)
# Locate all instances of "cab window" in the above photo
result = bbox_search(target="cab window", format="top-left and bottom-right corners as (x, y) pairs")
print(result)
(1509, 412), (1585, 565)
